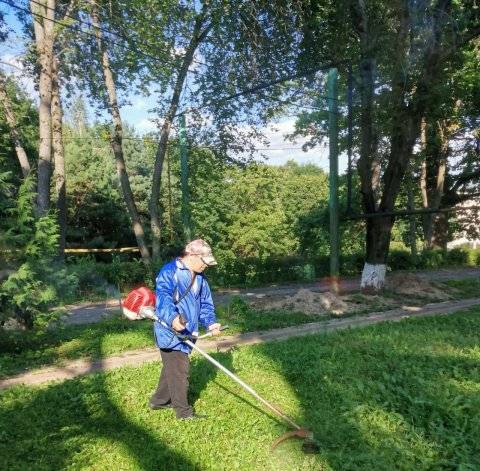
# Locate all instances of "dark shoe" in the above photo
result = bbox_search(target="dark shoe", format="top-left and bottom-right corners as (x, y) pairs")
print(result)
(178, 413), (207, 421)
(149, 402), (172, 410)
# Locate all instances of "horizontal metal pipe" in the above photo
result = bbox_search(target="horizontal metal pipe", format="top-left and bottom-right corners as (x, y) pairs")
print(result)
(344, 206), (480, 220)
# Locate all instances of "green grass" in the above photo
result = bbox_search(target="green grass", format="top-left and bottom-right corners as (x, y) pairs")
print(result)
(442, 278), (480, 299)
(0, 316), (155, 378)
(0, 300), (320, 378)
(1, 308), (479, 470)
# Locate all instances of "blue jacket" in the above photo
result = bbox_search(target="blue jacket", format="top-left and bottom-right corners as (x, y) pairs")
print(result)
(153, 258), (216, 354)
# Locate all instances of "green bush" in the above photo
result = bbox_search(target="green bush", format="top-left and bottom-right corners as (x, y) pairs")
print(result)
(98, 255), (153, 288)
(388, 250), (414, 271)
(446, 248), (469, 266)
(0, 177), (78, 328)
(54, 247), (480, 302)
(65, 256), (154, 296)
(208, 254), (329, 287)
(210, 248), (479, 288)
(0, 325), (44, 354)
(467, 249), (480, 266)
(339, 252), (364, 276)
(64, 257), (112, 301)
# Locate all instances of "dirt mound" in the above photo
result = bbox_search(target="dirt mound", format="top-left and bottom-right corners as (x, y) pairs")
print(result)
(386, 273), (451, 300)
(251, 289), (349, 316)
(246, 273), (454, 317)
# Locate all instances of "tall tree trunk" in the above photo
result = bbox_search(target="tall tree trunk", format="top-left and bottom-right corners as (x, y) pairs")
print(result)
(0, 73), (31, 177)
(30, 0), (55, 215)
(351, 0), (394, 289)
(362, 112), (420, 290)
(432, 212), (449, 249)
(357, 56), (392, 290)
(406, 163), (417, 258)
(354, 0), (451, 290)
(422, 118), (456, 249)
(90, 1), (151, 266)
(351, 0), (391, 290)
(166, 150), (174, 242)
(51, 56), (66, 255)
(418, 0), (454, 247)
(419, 117), (433, 245)
(149, 15), (211, 260)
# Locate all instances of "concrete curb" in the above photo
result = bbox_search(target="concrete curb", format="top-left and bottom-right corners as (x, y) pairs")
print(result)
(2, 297), (480, 390)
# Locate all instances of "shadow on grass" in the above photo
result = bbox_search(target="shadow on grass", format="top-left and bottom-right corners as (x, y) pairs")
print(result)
(253, 311), (480, 469)
(2, 308), (480, 468)
(0, 317), (153, 378)
(189, 349), (287, 430)
(0, 326), (223, 470)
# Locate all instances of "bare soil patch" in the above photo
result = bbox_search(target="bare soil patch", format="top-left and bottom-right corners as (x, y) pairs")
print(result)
(249, 289), (350, 316)
(247, 273), (454, 316)
(385, 273), (453, 301)
(248, 289), (387, 316)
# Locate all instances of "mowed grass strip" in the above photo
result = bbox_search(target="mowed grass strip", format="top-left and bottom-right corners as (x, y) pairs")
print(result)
(0, 302), (319, 379)
(1, 309), (479, 470)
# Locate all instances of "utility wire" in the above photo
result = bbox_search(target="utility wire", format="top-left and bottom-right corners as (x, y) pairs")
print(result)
(3, 0), (349, 120)
(1, 0), (181, 69)
(175, 61), (346, 119)
(29, 0), (131, 44)
(28, 0), (204, 68)
(1, 0), (109, 44)
(21, 2), (348, 112)
(38, 135), (324, 151)
(0, 59), (23, 71)
(36, 134), (328, 154)
(24, 0), (240, 71)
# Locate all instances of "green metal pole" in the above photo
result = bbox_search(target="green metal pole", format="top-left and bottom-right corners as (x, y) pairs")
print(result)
(347, 65), (353, 214)
(327, 68), (340, 292)
(179, 114), (192, 241)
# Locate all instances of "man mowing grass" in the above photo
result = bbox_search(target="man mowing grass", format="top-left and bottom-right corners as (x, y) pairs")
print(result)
(149, 239), (222, 420)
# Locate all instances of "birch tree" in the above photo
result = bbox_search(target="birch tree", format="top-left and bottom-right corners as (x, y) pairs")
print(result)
(89, 0), (151, 265)
(29, 0), (55, 216)
(149, 6), (212, 260)
(0, 72), (32, 177)
(51, 56), (66, 253)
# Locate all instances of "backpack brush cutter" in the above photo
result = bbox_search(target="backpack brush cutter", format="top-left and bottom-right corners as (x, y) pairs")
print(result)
(121, 287), (320, 454)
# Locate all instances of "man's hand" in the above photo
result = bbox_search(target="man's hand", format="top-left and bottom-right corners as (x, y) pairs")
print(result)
(208, 322), (222, 336)
(172, 315), (186, 332)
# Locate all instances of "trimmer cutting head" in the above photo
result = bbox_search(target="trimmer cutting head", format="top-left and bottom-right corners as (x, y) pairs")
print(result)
(271, 428), (320, 454)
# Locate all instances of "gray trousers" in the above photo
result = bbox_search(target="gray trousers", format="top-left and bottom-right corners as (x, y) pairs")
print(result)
(150, 349), (193, 419)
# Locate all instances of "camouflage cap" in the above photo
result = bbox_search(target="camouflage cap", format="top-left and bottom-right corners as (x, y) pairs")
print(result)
(184, 239), (217, 266)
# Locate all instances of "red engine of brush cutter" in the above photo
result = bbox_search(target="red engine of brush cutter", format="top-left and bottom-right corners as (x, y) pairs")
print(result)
(122, 286), (156, 320)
